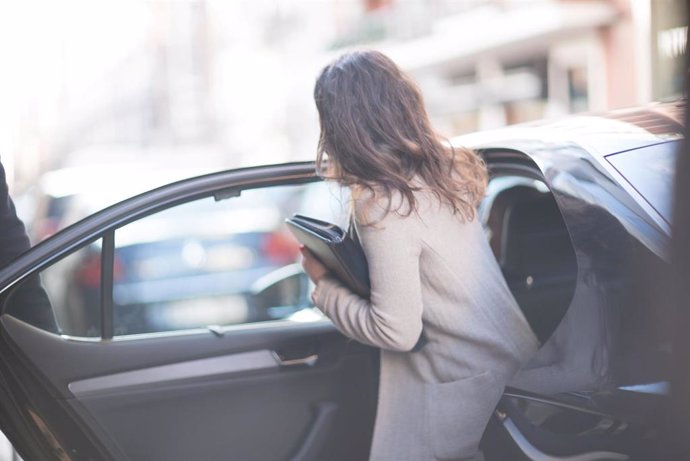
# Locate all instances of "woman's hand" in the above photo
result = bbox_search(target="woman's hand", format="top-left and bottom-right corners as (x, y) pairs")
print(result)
(300, 246), (329, 284)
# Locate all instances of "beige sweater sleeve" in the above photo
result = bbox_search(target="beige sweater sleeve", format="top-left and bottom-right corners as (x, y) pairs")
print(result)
(312, 197), (424, 352)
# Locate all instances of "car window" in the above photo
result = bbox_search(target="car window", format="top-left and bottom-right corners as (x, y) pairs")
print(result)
(478, 172), (577, 345)
(3, 181), (350, 339)
(111, 182), (348, 336)
(4, 242), (102, 337)
(606, 140), (680, 223)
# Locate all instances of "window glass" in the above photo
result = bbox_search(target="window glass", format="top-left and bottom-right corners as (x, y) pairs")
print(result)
(606, 141), (680, 223)
(478, 173), (577, 344)
(112, 181), (348, 335)
(4, 241), (102, 337)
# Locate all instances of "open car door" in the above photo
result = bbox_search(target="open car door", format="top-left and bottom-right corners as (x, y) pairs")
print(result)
(0, 144), (677, 460)
(0, 162), (378, 461)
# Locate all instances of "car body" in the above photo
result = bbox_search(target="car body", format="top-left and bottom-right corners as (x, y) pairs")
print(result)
(0, 101), (683, 460)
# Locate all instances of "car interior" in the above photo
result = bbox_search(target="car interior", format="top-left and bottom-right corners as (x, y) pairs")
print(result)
(479, 168), (658, 460)
(481, 177), (577, 345)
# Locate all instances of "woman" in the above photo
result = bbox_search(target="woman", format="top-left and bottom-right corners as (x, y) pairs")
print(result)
(301, 50), (539, 461)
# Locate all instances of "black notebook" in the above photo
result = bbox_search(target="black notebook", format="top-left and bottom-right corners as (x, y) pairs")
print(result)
(285, 214), (371, 298)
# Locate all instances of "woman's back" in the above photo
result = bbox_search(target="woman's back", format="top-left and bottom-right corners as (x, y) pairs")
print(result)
(386, 188), (538, 382)
(351, 187), (538, 382)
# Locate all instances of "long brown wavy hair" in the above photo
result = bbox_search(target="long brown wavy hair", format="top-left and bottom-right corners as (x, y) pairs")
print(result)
(314, 50), (487, 222)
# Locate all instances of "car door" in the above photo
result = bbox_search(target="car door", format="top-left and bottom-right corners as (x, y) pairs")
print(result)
(0, 162), (378, 461)
(0, 148), (676, 461)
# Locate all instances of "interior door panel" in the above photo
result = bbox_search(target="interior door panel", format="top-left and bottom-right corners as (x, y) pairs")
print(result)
(2, 314), (378, 460)
(75, 352), (375, 461)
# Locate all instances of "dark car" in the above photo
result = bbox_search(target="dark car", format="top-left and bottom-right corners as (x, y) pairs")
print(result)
(0, 101), (683, 460)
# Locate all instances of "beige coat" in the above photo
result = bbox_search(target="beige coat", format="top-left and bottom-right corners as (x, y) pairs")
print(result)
(313, 187), (539, 461)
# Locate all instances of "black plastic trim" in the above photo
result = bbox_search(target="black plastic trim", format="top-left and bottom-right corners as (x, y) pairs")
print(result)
(100, 231), (114, 340)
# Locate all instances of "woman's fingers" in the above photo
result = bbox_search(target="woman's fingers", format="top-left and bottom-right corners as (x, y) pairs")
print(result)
(300, 247), (329, 283)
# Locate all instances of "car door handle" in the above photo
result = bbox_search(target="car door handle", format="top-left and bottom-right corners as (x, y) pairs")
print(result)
(271, 351), (319, 367)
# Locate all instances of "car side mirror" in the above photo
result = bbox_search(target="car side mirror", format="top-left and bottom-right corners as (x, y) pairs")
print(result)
(249, 264), (312, 321)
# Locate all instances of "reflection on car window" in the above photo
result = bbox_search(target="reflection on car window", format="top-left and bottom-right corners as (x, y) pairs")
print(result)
(111, 182), (348, 336)
(3, 181), (350, 339)
(606, 141), (680, 223)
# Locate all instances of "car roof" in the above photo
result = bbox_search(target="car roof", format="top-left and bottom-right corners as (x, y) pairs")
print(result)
(453, 101), (684, 259)
(453, 100), (684, 158)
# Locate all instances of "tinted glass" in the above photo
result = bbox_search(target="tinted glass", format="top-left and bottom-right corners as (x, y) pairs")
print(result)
(4, 241), (102, 337)
(111, 181), (348, 336)
(478, 174), (577, 344)
(2, 181), (350, 339)
(606, 140), (680, 223)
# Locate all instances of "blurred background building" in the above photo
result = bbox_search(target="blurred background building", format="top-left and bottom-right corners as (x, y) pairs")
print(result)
(0, 0), (687, 227)
(332, 0), (686, 133)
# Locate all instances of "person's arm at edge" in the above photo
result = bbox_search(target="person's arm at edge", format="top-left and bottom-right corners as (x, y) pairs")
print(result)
(0, 159), (58, 333)
(0, 159), (32, 265)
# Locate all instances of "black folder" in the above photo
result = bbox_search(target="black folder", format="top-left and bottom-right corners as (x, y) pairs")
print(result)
(285, 214), (371, 298)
